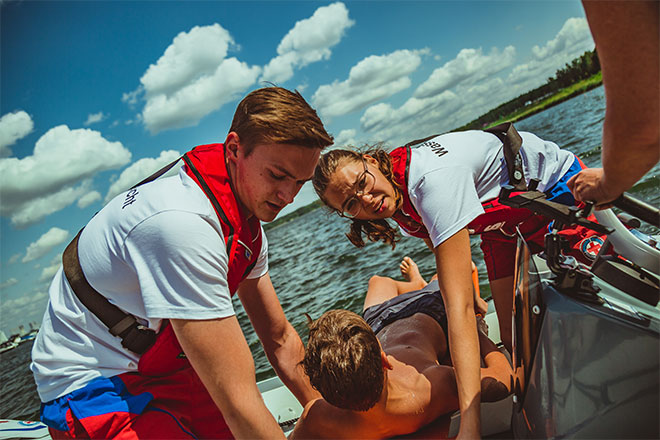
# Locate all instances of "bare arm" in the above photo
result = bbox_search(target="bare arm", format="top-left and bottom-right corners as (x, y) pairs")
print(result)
(170, 317), (285, 439)
(569, 1), (660, 203)
(433, 228), (481, 439)
(238, 273), (321, 406)
(477, 329), (512, 402)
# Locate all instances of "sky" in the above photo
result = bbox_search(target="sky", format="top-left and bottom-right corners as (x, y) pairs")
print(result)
(0, 0), (595, 334)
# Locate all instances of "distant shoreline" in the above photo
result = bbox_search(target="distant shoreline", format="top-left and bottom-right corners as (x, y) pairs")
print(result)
(484, 72), (603, 128)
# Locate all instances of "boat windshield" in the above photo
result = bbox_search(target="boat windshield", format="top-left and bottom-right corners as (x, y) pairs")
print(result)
(511, 229), (544, 400)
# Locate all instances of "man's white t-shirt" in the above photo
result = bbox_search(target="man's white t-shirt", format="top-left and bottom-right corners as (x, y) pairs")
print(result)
(31, 167), (269, 402)
(405, 130), (575, 247)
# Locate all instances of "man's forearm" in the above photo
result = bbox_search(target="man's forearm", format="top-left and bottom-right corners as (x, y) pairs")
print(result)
(584, 0), (660, 194)
(265, 323), (321, 405)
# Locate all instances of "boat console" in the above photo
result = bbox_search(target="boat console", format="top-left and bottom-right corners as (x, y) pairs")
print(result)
(499, 186), (660, 439)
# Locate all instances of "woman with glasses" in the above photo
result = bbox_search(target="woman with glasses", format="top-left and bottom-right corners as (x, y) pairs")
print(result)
(312, 127), (602, 439)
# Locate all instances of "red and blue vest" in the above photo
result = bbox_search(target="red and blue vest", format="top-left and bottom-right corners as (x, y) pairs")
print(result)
(389, 144), (528, 239)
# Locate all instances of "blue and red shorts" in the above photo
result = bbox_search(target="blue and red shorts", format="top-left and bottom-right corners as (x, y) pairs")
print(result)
(40, 325), (232, 439)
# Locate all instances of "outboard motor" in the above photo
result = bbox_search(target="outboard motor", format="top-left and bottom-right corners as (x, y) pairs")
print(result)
(500, 188), (660, 439)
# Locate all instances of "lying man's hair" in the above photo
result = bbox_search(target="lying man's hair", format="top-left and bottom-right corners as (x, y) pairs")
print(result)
(302, 310), (384, 411)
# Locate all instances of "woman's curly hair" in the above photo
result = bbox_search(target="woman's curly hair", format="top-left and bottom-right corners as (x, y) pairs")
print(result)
(312, 146), (402, 249)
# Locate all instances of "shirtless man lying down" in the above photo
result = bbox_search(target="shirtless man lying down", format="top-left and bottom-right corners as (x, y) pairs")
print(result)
(291, 257), (511, 439)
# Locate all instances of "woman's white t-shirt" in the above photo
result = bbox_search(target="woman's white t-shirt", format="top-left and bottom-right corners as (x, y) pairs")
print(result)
(405, 130), (575, 247)
(31, 168), (268, 402)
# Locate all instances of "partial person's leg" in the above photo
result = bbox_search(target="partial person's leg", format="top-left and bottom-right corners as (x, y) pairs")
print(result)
(489, 276), (514, 353)
(363, 257), (427, 311)
(477, 326), (512, 402)
(480, 234), (517, 353)
(398, 256), (427, 291)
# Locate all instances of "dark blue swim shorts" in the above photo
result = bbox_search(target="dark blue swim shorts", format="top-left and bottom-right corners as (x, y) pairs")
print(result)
(362, 280), (448, 336)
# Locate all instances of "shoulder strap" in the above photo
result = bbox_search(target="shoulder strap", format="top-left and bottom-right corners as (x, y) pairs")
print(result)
(484, 122), (527, 191)
(60, 160), (182, 355)
(130, 156), (183, 190)
(62, 230), (157, 354)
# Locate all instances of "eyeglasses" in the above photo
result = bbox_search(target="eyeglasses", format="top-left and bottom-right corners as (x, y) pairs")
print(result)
(339, 156), (376, 218)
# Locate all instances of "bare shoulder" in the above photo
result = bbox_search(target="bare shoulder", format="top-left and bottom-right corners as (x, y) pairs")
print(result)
(290, 398), (370, 439)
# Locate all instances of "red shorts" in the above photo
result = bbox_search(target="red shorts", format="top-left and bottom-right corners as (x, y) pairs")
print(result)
(42, 325), (232, 439)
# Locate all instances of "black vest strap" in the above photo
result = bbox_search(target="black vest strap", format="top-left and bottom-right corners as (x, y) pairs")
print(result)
(484, 122), (527, 191)
(60, 158), (184, 354)
(63, 231), (157, 354)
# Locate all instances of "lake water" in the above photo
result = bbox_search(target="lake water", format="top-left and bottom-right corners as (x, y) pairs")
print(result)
(1, 85), (658, 421)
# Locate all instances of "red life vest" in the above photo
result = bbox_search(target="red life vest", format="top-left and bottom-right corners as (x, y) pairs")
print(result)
(389, 144), (526, 239)
(389, 146), (431, 239)
(182, 143), (262, 295)
(120, 144), (262, 438)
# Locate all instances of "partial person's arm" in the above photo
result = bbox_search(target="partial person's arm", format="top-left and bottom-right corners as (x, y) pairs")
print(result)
(238, 273), (321, 406)
(171, 317), (286, 439)
(477, 326), (512, 402)
(433, 228), (482, 439)
(568, 1), (659, 204)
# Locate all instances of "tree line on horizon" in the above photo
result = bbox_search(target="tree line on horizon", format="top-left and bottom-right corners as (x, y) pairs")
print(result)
(458, 49), (601, 131)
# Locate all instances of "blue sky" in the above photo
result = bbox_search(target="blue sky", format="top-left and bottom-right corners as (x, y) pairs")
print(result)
(0, 0), (594, 334)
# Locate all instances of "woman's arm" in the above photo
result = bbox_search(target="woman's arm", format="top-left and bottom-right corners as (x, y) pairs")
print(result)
(433, 228), (482, 439)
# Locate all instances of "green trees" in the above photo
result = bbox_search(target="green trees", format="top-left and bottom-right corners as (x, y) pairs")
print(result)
(458, 49), (601, 130)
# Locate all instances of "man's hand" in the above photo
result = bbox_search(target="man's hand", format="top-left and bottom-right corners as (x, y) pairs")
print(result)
(567, 167), (620, 207)
(238, 273), (321, 406)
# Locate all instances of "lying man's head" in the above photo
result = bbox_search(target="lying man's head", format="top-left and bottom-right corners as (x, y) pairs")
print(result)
(303, 310), (385, 411)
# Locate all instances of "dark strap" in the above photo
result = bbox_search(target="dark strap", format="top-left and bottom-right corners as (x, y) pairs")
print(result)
(130, 156), (182, 190)
(485, 122), (527, 191)
(63, 231), (157, 354)
(59, 159), (183, 355)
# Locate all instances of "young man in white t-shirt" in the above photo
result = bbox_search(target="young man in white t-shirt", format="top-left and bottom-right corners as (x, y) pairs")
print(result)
(31, 87), (333, 439)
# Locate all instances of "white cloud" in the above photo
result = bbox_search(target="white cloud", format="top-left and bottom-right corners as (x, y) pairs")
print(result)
(1, 289), (49, 330)
(532, 17), (593, 60)
(0, 110), (34, 157)
(0, 125), (131, 228)
(414, 46), (516, 99)
(23, 227), (69, 263)
(347, 17), (595, 146)
(77, 191), (102, 208)
(134, 24), (260, 134)
(312, 49), (428, 119)
(8, 254), (21, 264)
(360, 91), (461, 146)
(122, 87), (142, 107)
(39, 260), (61, 282)
(84, 112), (106, 126)
(507, 17), (594, 94)
(104, 150), (182, 203)
(261, 2), (355, 83)
(0, 278), (18, 289)
(333, 129), (358, 148)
